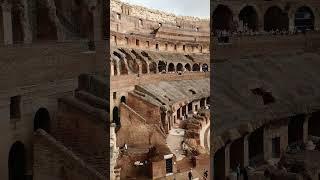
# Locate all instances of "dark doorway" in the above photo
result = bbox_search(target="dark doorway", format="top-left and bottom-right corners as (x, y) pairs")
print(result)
(295, 6), (314, 31)
(158, 61), (166, 73)
(168, 63), (175, 72)
(165, 158), (173, 174)
(34, 108), (50, 132)
(120, 96), (126, 103)
(188, 103), (193, 113)
(212, 5), (233, 33)
(176, 63), (183, 72)
(202, 64), (209, 72)
(185, 63), (191, 71)
(149, 62), (157, 74)
(272, 137), (280, 158)
(264, 6), (289, 31)
(288, 114), (305, 145)
(9, 141), (26, 180)
(112, 107), (120, 126)
(213, 147), (226, 180)
(230, 138), (244, 170)
(192, 64), (200, 71)
(309, 111), (320, 137)
(239, 6), (258, 31)
(249, 127), (264, 166)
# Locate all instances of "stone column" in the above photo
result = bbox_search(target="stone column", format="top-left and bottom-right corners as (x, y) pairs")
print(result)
(92, 7), (102, 41)
(138, 64), (142, 75)
(303, 115), (310, 143)
(1, 2), (12, 45)
(110, 63), (115, 76)
(179, 108), (183, 120)
(147, 63), (150, 74)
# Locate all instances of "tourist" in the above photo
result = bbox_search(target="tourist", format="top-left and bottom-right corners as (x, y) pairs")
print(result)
(203, 169), (208, 180)
(236, 163), (241, 180)
(188, 169), (193, 180)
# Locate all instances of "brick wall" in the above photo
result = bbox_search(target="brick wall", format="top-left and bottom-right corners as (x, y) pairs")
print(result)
(33, 130), (104, 180)
(52, 98), (108, 176)
(116, 103), (165, 147)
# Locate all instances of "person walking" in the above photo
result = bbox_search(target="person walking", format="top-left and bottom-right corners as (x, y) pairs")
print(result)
(236, 163), (241, 180)
(188, 169), (193, 180)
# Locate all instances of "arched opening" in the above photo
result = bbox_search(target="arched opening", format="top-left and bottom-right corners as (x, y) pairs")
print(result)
(120, 96), (126, 103)
(34, 108), (50, 132)
(12, 1), (24, 43)
(264, 6), (289, 31)
(9, 141), (26, 180)
(176, 63), (183, 72)
(309, 112), (320, 137)
(207, 97), (210, 105)
(295, 6), (314, 31)
(249, 127), (264, 166)
(239, 6), (259, 32)
(141, 60), (148, 74)
(158, 61), (166, 73)
(185, 63), (191, 71)
(200, 98), (205, 107)
(288, 114), (305, 145)
(202, 64), (209, 72)
(0, 8), (3, 44)
(212, 5), (233, 33)
(149, 62), (157, 74)
(119, 59), (128, 75)
(36, 0), (58, 40)
(112, 107), (120, 126)
(230, 137), (246, 170)
(168, 63), (175, 72)
(192, 64), (200, 71)
(188, 103), (193, 113)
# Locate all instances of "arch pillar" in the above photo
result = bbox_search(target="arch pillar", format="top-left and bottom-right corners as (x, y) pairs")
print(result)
(147, 63), (150, 74)
(110, 63), (115, 76)
(1, 2), (12, 45)
(138, 64), (142, 74)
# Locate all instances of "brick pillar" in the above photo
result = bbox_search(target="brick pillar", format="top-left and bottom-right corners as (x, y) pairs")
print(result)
(1, 2), (12, 45)
(225, 143), (231, 178)
(243, 134), (250, 167)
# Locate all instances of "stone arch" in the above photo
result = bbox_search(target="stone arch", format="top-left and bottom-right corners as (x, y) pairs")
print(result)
(176, 63), (183, 72)
(192, 63), (200, 71)
(168, 63), (175, 72)
(239, 6), (259, 31)
(112, 107), (120, 126)
(9, 141), (26, 180)
(120, 96), (126, 103)
(185, 63), (191, 71)
(119, 59), (128, 75)
(158, 61), (166, 73)
(212, 4), (233, 33)
(11, 1), (24, 43)
(36, 0), (58, 40)
(294, 6), (314, 31)
(34, 108), (50, 132)
(264, 6), (289, 31)
(202, 63), (209, 72)
(141, 59), (148, 74)
(149, 62), (157, 74)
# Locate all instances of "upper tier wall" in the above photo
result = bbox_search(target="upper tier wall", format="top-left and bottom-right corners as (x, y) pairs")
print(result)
(110, 0), (210, 32)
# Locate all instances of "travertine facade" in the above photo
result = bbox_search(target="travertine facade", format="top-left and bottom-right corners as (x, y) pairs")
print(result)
(110, 0), (210, 179)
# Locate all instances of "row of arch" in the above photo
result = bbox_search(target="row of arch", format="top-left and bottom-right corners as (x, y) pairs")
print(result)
(213, 4), (316, 32)
(112, 59), (209, 76)
(0, 0), (96, 44)
(8, 107), (50, 180)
